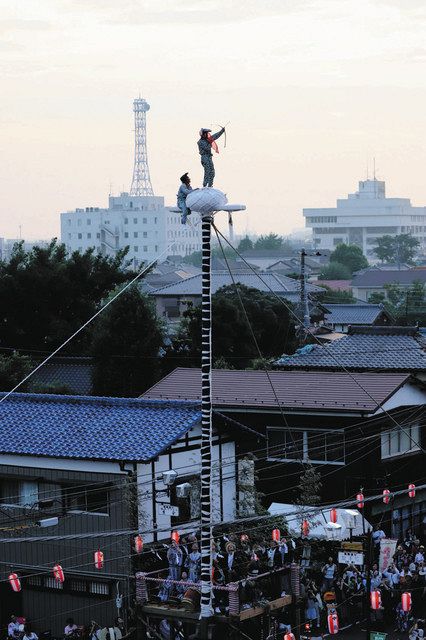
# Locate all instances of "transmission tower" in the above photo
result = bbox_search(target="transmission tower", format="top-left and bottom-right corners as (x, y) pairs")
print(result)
(130, 97), (154, 196)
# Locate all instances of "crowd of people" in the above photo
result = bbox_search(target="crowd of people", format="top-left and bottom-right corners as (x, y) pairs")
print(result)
(6, 617), (134, 640)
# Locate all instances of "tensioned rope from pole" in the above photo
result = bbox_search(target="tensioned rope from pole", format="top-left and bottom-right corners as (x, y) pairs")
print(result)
(0, 241), (177, 405)
(212, 224), (426, 454)
(200, 214), (214, 621)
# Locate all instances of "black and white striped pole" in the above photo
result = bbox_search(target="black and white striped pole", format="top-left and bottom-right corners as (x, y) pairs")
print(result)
(186, 188), (245, 635)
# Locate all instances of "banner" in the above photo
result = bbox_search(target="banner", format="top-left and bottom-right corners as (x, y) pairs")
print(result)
(379, 538), (397, 573)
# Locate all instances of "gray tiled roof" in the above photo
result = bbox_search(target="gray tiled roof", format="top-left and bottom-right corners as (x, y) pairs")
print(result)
(276, 332), (426, 371)
(149, 271), (324, 297)
(324, 303), (388, 325)
(352, 269), (426, 287)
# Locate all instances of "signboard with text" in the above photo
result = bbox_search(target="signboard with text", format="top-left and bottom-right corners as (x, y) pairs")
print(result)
(379, 538), (397, 573)
(338, 550), (364, 566)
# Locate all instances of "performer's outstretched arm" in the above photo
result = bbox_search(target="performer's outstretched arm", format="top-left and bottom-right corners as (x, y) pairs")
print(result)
(211, 127), (225, 141)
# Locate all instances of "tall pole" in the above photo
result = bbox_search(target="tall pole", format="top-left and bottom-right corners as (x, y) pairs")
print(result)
(300, 249), (310, 329)
(200, 214), (213, 635)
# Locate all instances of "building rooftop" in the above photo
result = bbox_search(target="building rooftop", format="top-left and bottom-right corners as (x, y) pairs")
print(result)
(149, 271), (324, 297)
(352, 269), (426, 287)
(0, 394), (200, 462)
(276, 326), (426, 372)
(29, 357), (94, 395)
(143, 367), (410, 413)
(324, 303), (390, 326)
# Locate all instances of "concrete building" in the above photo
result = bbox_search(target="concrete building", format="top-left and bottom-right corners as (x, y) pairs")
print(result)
(304, 178), (426, 259)
(60, 98), (201, 266)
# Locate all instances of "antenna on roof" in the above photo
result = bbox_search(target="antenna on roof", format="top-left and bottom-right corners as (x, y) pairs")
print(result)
(373, 157), (376, 180)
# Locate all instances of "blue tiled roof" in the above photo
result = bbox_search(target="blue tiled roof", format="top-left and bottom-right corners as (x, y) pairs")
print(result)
(324, 303), (388, 326)
(276, 333), (426, 371)
(0, 393), (201, 462)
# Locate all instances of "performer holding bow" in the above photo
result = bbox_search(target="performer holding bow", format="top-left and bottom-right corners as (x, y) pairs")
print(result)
(197, 127), (225, 187)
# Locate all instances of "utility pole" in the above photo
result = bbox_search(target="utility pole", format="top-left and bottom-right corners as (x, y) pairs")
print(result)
(300, 249), (310, 330)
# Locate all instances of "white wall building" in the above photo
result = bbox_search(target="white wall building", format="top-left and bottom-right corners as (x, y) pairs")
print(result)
(304, 178), (426, 259)
(60, 192), (201, 268)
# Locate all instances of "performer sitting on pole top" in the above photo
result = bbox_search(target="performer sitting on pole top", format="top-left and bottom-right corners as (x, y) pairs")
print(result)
(176, 172), (193, 224)
(198, 126), (225, 187)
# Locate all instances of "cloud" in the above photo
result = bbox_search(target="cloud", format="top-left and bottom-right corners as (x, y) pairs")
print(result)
(0, 19), (51, 34)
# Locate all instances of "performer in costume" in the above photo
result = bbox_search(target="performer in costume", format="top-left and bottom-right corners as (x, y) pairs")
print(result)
(197, 127), (225, 187)
(176, 172), (193, 224)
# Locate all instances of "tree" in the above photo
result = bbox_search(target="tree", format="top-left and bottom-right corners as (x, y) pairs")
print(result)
(167, 285), (297, 370)
(237, 235), (253, 252)
(254, 233), (283, 250)
(319, 286), (356, 304)
(318, 262), (352, 280)
(90, 285), (165, 397)
(373, 234), (420, 265)
(0, 353), (32, 392)
(330, 243), (368, 275)
(0, 240), (135, 353)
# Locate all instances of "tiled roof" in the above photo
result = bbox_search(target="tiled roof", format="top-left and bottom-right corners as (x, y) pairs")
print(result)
(324, 303), (388, 326)
(143, 368), (410, 412)
(352, 269), (426, 287)
(0, 394), (201, 462)
(149, 271), (324, 297)
(276, 331), (426, 372)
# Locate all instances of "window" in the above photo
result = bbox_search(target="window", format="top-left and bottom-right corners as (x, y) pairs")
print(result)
(155, 245), (158, 252)
(134, 246), (139, 252)
(154, 217), (157, 224)
(77, 219), (82, 226)
(381, 424), (420, 459)
(133, 218), (137, 224)
(143, 218), (147, 224)
(70, 579), (86, 592)
(27, 575), (43, 587)
(78, 233), (82, 239)
(134, 232), (138, 238)
(90, 581), (109, 595)
(267, 428), (345, 465)
(0, 480), (39, 507)
(143, 246), (148, 252)
(45, 576), (63, 590)
(143, 232), (147, 238)
(124, 232), (129, 238)
(124, 217), (128, 224)
(170, 475), (201, 525)
(67, 219), (71, 226)
(96, 233), (100, 239)
(63, 485), (109, 514)
(87, 233), (91, 239)
(87, 219), (91, 226)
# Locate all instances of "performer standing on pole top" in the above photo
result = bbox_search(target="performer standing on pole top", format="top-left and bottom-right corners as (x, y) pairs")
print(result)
(198, 127), (225, 187)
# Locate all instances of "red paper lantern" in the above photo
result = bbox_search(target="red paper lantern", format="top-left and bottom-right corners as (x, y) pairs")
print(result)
(382, 489), (390, 505)
(370, 590), (381, 610)
(171, 530), (180, 544)
(327, 612), (339, 635)
(302, 520), (310, 537)
(330, 508), (338, 524)
(134, 535), (144, 554)
(8, 573), (21, 593)
(356, 493), (364, 509)
(272, 528), (280, 542)
(401, 592), (412, 612)
(283, 633), (295, 640)
(240, 534), (249, 542)
(94, 550), (104, 570)
(408, 483), (416, 499)
(53, 564), (65, 583)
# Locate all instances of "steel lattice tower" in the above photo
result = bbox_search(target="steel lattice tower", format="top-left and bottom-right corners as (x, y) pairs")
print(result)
(130, 97), (154, 196)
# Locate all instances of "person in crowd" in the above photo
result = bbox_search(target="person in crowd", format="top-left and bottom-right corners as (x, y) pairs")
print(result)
(222, 541), (245, 582)
(415, 545), (424, 564)
(186, 542), (201, 583)
(8, 617), (21, 640)
(321, 556), (337, 592)
(305, 590), (321, 629)
(372, 524), (386, 553)
(22, 625), (37, 640)
(64, 619), (79, 637)
(167, 539), (183, 581)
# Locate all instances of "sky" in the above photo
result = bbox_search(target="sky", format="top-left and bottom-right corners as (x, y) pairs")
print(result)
(2, 0), (426, 240)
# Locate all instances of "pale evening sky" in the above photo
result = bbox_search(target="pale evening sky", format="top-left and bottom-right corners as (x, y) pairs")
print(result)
(1, 0), (426, 240)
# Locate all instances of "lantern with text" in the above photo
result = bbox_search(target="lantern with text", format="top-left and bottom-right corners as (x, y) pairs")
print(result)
(53, 564), (65, 583)
(134, 535), (144, 554)
(302, 520), (310, 537)
(94, 550), (104, 570)
(356, 493), (364, 509)
(401, 592), (412, 612)
(171, 530), (180, 544)
(327, 612), (339, 635)
(408, 484), (416, 499)
(272, 528), (280, 542)
(8, 573), (21, 593)
(330, 508), (338, 524)
(284, 633), (295, 640)
(382, 489), (390, 505)
(370, 590), (381, 610)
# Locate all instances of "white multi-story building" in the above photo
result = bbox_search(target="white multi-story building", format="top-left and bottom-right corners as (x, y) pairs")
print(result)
(60, 97), (201, 266)
(60, 193), (201, 268)
(304, 178), (426, 258)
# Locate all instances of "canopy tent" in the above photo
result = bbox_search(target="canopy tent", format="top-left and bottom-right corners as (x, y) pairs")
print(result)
(268, 502), (372, 540)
